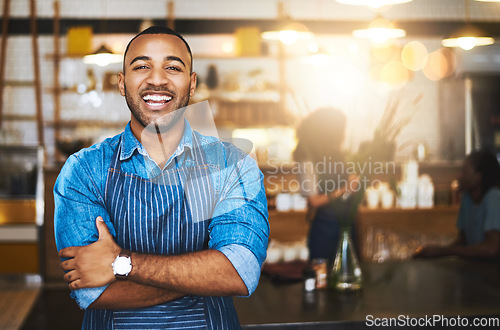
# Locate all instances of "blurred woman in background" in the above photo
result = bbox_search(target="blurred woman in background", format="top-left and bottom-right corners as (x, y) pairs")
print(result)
(294, 107), (358, 261)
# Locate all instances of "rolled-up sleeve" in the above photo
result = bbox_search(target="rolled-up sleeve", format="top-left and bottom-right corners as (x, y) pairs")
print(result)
(54, 152), (114, 309)
(209, 153), (269, 296)
(218, 244), (261, 295)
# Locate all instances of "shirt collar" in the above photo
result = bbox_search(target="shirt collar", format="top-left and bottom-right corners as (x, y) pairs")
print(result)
(120, 119), (194, 161)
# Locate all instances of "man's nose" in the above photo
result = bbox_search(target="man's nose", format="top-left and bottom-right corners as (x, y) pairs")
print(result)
(146, 67), (169, 85)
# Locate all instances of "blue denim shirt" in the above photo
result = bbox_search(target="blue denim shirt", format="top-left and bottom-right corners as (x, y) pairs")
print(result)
(457, 188), (500, 245)
(54, 120), (269, 309)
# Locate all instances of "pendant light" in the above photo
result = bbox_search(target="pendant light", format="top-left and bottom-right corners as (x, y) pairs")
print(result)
(353, 16), (406, 44)
(261, 1), (314, 45)
(336, 0), (412, 8)
(261, 22), (314, 45)
(83, 44), (122, 67)
(83, 0), (122, 66)
(442, 0), (494, 50)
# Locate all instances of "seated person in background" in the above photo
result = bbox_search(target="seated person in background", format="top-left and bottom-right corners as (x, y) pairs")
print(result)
(414, 150), (500, 260)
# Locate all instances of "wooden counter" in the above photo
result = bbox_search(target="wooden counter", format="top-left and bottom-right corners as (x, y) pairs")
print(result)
(268, 206), (459, 261)
(234, 258), (500, 329)
(357, 206), (459, 261)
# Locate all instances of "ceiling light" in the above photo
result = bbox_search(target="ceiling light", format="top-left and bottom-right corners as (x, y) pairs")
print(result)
(442, 25), (494, 50)
(442, 0), (495, 50)
(83, 0), (123, 67)
(353, 17), (406, 44)
(261, 1), (314, 45)
(336, 0), (412, 8)
(83, 44), (123, 67)
(262, 22), (315, 45)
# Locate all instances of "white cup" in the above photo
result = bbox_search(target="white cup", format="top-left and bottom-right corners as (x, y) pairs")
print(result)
(381, 190), (394, 209)
(292, 193), (307, 211)
(276, 193), (291, 212)
(366, 188), (380, 209)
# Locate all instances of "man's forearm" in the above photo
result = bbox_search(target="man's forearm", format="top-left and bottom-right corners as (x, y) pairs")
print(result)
(448, 243), (498, 259)
(88, 281), (185, 310)
(60, 218), (250, 299)
(129, 249), (248, 297)
(449, 231), (500, 259)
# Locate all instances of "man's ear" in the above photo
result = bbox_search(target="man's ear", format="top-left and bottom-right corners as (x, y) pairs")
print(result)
(118, 72), (125, 96)
(190, 72), (197, 97)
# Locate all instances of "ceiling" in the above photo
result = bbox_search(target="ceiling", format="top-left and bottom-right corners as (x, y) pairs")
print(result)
(2, 0), (500, 37)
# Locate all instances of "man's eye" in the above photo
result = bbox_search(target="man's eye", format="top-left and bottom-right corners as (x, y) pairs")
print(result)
(166, 66), (181, 71)
(133, 65), (148, 70)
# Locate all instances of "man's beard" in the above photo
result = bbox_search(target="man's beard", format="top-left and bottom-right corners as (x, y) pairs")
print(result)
(124, 83), (191, 134)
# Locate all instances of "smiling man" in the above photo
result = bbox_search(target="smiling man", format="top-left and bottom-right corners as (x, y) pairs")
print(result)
(54, 26), (269, 329)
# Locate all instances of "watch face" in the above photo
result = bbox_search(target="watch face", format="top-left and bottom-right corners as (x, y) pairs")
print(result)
(114, 256), (132, 275)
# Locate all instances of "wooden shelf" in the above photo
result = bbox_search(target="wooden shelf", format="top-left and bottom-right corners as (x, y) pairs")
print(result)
(214, 99), (295, 127)
(3, 80), (35, 87)
(45, 87), (119, 94)
(358, 204), (460, 215)
(2, 114), (37, 121)
(267, 205), (460, 259)
(45, 120), (127, 128)
(45, 53), (117, 60)
(194, 54), (278, 60)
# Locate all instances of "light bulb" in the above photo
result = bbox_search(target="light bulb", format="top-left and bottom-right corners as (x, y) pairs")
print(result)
(279, 30), (299, 45)
(457, 37), (477, 50)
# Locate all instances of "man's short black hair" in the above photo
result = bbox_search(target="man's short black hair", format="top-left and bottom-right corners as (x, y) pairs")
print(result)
(123, 25), (193, 72)
(467, 149), (500, 194)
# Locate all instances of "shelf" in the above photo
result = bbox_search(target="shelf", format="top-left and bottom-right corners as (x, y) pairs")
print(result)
(45, 120), (128, 128)
(3, 80), (35, 87)
(359, 204), (460, 214)
(45, 53), (113, 60)
(213, 91), (280, 103)
(2, 114), (37, 121)
(0, 224), (38, 243)
(1, 117), (127, 128)
(214, 98), (294, 127)
(194, 54), (278, 60)
(45, 87), (119, 94)
(0, 200), (37, 226)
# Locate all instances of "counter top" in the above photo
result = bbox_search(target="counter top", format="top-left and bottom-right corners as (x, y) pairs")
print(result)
(234, 258), (500, 328)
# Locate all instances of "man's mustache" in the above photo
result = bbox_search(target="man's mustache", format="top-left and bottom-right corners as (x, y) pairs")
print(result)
(141, 84), (176, 95)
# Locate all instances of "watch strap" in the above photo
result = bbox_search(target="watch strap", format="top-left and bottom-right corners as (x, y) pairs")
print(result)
(119, 249), (132, 258)
(114, 249), (132, 280)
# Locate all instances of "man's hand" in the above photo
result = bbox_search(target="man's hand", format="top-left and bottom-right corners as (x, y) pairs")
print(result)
(413, 245), (448, 258)
(59, 216), (121, 290)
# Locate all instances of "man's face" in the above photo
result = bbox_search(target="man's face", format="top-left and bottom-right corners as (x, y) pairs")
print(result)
(459, 159), (481, 192)
(118, 34), (197, 132)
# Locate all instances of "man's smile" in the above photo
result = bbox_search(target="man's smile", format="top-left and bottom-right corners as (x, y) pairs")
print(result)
(142, 93), (173, 108)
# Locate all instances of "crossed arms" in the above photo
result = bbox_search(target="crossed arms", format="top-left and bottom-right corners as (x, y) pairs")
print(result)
(59, 217), (247, 309)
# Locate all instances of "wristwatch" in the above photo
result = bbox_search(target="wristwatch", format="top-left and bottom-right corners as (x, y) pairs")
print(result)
(112, 249), (132, 280)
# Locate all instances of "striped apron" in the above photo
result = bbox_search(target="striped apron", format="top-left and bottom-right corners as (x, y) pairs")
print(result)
(81, 135), (241, 329)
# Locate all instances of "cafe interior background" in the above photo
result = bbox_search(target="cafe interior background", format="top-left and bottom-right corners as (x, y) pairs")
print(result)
(2, 0), (500, 328)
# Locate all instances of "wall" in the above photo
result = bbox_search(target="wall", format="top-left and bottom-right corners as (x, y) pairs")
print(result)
(3, 0), (500, 164)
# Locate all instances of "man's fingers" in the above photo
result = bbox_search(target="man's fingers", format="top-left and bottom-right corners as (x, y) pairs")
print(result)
(60, 258), (76, 271)
(96, 216), (111, 240)
(63, 270), (80, 283)
(58, 246), (79, 258)
(68, 279), (82, 291)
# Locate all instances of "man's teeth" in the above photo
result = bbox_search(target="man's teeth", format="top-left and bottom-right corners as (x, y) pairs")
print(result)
(143, 94), (172, 103)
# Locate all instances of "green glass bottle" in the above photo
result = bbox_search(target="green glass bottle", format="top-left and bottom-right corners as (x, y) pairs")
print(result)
(329, 227), (363, 291)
